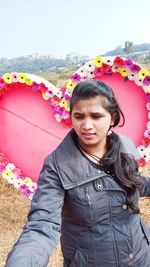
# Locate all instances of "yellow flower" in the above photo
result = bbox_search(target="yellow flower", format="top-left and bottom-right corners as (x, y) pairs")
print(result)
(147, 85), (150, 93)
(66, 80), (76, 91)
(3, 73), (13, 84)
(18, 73), (27, 83)
(119, 68), (130, 77)
(138, 166), (143, 174)
(26, 77), (33, 86)
(2, 169), (12, 179)
(93, 56), (103, 67)
(64, 102), (70, 112)
(23, 177), (32, 185)
(60, 98), (67, 108)
(138, 69), (149, 79)
(42, 92), (51, 100)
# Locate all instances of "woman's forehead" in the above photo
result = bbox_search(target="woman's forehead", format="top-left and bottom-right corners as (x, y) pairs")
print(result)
(72, 96), (109, 112)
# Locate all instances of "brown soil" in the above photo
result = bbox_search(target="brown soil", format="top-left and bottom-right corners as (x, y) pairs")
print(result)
(0, 175), (149, 267)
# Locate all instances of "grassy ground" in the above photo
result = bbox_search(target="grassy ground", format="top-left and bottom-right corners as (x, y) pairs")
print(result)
(0, 175), (150, 267)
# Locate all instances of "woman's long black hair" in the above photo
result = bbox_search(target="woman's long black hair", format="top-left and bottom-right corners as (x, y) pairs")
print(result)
(70, 79), (143, 213)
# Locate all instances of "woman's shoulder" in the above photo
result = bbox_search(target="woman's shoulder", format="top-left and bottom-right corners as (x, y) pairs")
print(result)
(117, 133), (140, 160)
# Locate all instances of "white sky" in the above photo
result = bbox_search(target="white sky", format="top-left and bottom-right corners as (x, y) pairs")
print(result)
(0, 0), (150, 59)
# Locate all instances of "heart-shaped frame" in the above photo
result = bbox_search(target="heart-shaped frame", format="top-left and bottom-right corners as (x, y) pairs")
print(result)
(0, 56), (150, 198)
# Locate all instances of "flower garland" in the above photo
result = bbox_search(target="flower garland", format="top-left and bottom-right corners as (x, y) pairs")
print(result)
(0, 72), (63, 199)
(50, 56), (150, 174)
(0, 56), (150, 198)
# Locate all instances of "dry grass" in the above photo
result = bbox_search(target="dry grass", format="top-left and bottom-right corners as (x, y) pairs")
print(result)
(0, 175), (150, 267)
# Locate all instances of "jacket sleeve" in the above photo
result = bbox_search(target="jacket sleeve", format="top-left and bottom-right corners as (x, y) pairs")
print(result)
(5, 154), (65, 267)
(139, 175), (150, 197)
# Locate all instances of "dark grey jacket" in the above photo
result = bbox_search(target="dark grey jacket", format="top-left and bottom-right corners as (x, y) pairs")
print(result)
(5, 130), (150, 267)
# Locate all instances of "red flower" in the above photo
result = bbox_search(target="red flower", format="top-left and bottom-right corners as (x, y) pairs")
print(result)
(93, 67), (103, 78)
(114, 56), (125, 67)
(101, 63), (112, 74)
(138, 158), (146, 167)
(142, 137), (150, 147)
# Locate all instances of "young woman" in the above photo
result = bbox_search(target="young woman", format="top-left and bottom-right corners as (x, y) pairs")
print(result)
(5, 80), (150, 267)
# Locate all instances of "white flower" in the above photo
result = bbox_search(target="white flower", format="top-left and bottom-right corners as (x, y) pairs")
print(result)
(85, 61), (95, 72)
(147, 121), (150, 128)
(76, 67), (87, 77)
(55, 114), (62, 122)
(6, 163), (15, 170)
(134, 78), (143, 87)
(7, 174), (17, 184)
(128, 73), (138, 81)
(137, 145), (146, 156)
(87, 70), (94, 79)
(28, 182), (37, 192)
(103, 57), (113, 66)
(112, 66), (120, 73)
(14, 178), (23, 189)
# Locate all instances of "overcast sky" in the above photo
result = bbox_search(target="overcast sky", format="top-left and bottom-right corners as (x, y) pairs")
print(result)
(0, 0), (150, 59)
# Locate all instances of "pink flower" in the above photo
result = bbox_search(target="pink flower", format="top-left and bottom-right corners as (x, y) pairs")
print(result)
(124, 59), (133, 70)
(131, 64), (141, 73)
(143, 75), (150, 86)
(0, 78), (6, 88)
(142, 137), (150, 147)
(62, 110), (70, 120)
(93, 67), (103, 78)
(144, 129), (150, 138)
(101, 63), (112, 74)
(71, 73), (81, 83)
(138, 158), (146, 167)
(19, 184), (31, 197)
(64, 94), (71, 103)
(0, 164), (5, 173)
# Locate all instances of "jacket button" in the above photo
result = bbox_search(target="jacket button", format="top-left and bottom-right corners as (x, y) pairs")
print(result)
(129, 253), (134, 259)
(122, 204), (128, 210)
(97, 184), (102, 190)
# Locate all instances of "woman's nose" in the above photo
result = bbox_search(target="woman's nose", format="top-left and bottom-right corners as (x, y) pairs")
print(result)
(82, 119), (93, 129)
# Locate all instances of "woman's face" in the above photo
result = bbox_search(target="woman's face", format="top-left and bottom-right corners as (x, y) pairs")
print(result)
(71, 96), (115, 149)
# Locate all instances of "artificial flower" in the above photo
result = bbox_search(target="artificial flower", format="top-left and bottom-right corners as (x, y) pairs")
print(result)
(18, 73), (27, 83)
(0, 77), (7, 88)
(3, 73), (13, 84)
(103, 57), (113, 66)
(28, 182), (37, 193)
(128, 73), (138, 81)
(42, 92), (51, 100)
(87, 70), (94, 79)
(50, 96), (60, 106)
(76, 67), (87, 78)
(66, 80), (76, 91)
(55, 113), (62, 122)
(14, 178), (23, 189)
(124, 59), (133, 70)
(119, 68), (130, 77)
(2, 169), (12, 180)
(93, 56), (103, 67)
(7, 173), (17, 184)
(114, 56), (124, 67)
(6, 163), (15, 170)
(112, 65), (120, 73)
(131, 64), (141, 73)
(144, 129), (150, 139)
(143, 75), (150, 86)
(138, 69), (149, 79)
(71, 73), (81, 83)
(138, 166), (144, 174)
(93, 67), (103, 78)
(11, 72), (19, 82)
(146, 102), (150, 111)
(23, 177), (32, 185)
(147, 121), (150, 129)
(142, 137), (150, 147)
(0, 164), (5, 173)
(147, 85), (150, 93)
(19, 184), (31, 197)
(137, 157), (146, 167)
(26, 77), (33, 86)
(137, 145), (146, 155)
(134, 78), (143, 86)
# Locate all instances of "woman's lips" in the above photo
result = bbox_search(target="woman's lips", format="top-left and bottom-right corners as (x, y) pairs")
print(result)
(81, 133), (96, 139)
